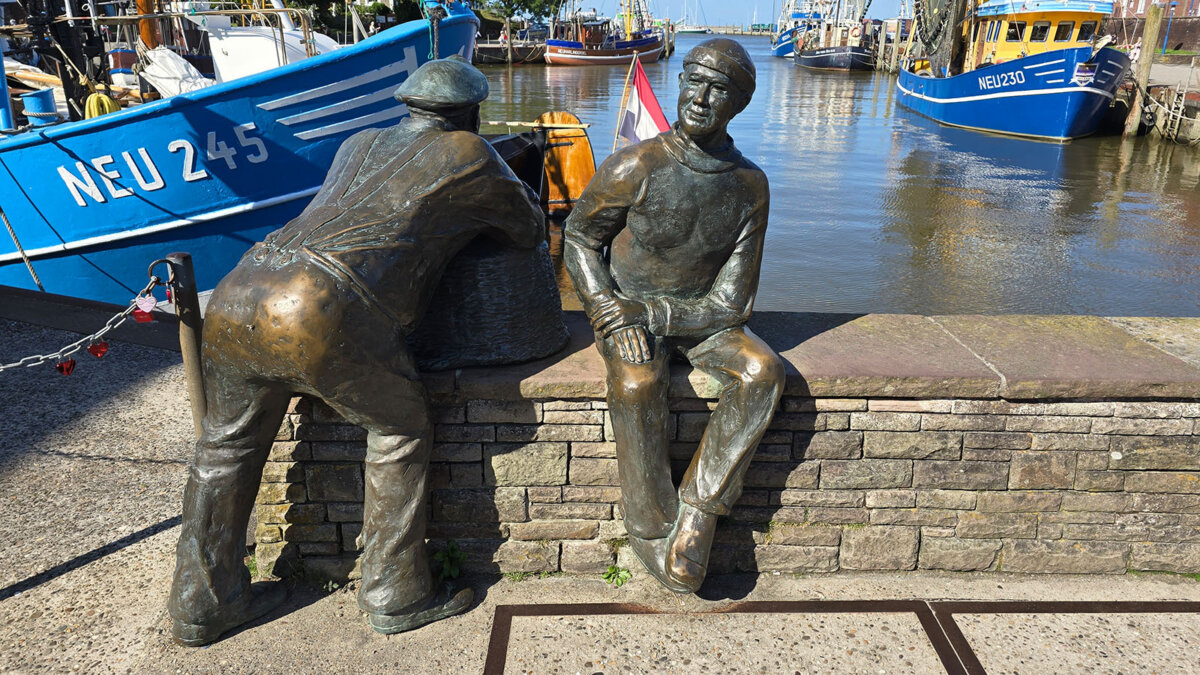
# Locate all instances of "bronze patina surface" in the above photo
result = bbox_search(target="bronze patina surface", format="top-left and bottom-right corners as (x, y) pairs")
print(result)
(563, 39), (784, 593)
(167, 57), (546, 645)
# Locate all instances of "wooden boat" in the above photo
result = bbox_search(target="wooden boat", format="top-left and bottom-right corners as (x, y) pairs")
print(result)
(792, 0), (877, 71)
(545, 0), (665, 66)
(771, 0), (823, 57)
(473, 40), (546, 64)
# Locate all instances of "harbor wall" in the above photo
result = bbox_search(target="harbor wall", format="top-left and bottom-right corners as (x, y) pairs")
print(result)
(1106, 16), (1200, 52)
(254, 312), (1200, 580)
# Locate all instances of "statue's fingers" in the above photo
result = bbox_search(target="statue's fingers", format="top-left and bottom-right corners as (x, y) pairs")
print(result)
(591, 308), (621, 331)
(615, 330), (634, 362)
(632, 328), (650, 363)
(597, 315), (627, 337)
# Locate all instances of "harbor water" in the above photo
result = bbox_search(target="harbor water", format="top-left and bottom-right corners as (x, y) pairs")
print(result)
(480, 34), (1200, 316)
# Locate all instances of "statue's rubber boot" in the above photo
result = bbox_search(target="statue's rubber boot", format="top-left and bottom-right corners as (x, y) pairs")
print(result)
(171, 580), (287, 647)
(368, 586), (473, 635)
(628, 534), (694, 594)
(665, 504), (718, 593)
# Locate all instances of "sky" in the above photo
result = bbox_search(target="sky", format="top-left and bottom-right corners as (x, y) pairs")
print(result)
(576, 0), (908, 23)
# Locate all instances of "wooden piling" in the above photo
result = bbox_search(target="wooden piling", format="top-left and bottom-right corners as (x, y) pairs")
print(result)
(1124, 3), (1164, 138)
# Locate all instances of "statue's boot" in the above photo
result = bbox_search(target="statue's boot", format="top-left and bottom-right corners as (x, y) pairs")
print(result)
(172, 581), (287, 647)
(368, 586), (474, 635)
(665, 504), (718, 593)
(628, 534), (693, 594)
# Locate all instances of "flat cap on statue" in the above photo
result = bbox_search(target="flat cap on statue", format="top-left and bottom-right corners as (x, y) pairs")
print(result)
(393, 55), (490, 111)
(683, 38), (757, 99)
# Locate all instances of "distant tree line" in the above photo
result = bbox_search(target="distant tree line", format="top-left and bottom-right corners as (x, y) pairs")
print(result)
(285, 0), (561, 36)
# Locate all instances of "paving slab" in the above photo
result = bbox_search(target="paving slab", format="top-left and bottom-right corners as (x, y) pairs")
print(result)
(955, 612), (1200, 675)
(1104, 316), (1200, 370)
(932, 315), (1200, 399)
(501, 612), (942, 674)
(455, 313), (608, 400)
(751, 313), (1002, 399)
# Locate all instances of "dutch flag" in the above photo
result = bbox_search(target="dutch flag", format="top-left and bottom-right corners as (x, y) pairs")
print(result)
(616, 60), (670, 149)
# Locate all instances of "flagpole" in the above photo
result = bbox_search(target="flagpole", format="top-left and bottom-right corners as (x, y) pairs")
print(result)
(613, 57), (638, 152)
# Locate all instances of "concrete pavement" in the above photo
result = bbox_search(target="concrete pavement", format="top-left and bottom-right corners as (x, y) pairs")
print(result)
(3, 317), (1200, 674)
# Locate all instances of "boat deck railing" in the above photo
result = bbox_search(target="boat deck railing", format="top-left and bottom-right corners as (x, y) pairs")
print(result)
(58, 8), (318, 61)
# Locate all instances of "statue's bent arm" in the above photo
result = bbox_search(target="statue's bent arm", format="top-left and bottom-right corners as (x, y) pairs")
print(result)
(561, 154), (642, 318)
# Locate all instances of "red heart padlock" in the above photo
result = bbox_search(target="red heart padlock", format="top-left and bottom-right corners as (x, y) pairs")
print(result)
(132, 308), (154, 323)
(165, 287), (173, 303)
(55, 358), (76, 376)
(87, 341), (109, 359)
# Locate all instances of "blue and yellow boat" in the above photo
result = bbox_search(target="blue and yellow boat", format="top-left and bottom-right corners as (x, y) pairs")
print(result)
(897, 0), (1131, 140)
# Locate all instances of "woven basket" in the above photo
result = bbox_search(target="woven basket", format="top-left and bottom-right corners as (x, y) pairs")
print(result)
(408, 239), (569, 371)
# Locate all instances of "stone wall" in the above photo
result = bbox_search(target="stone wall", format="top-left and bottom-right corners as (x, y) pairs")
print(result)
(253, 313), (1200, 579)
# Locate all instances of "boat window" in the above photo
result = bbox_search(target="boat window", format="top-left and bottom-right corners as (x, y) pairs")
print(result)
(1077, 21), (1097, 41)
(1030, 21), (1051, 41)
(1054, 21), (1075, 41)
(1006, 21), (1026, 41)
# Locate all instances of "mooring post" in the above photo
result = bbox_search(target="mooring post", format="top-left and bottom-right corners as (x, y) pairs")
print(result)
(889, 23), (902, 73)
(1125, 3), (1165, 138)
(0, 43), (14, 130)
(167, 252), (207, 439)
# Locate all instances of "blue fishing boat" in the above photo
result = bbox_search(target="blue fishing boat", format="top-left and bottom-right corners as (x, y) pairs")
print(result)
(770, 0), (823, 58)
(896, 0), (1130, 140)
(0, 2), (478, 305)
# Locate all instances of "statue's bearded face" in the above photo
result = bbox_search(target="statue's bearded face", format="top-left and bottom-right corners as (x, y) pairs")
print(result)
(676, 63), (743, 141)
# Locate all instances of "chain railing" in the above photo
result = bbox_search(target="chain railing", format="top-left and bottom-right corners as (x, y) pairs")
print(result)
(0, 273), (163, 374)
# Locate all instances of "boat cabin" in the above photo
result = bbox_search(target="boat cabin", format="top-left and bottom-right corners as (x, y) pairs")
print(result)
(964, 0), (1113, 70)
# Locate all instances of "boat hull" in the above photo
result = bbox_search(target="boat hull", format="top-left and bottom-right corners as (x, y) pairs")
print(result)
(795, 45), (874, 71)
(0, 5), (478, 305)
(474, 42), (545, 64)
(895, 46), (1131, 140)
(771, 27), (798, 57)
(544, 36), (664, 65)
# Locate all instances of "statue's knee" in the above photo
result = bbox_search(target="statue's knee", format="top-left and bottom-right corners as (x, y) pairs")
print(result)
(369, 432), (429, 462)
(615, 368), (662, 400)
(740, 350), (785, 400)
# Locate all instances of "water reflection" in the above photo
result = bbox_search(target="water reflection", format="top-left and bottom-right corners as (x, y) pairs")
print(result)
(480, 34), (1200, 316)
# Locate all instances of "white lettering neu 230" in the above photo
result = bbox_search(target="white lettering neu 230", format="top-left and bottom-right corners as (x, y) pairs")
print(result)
(977, 70), (1026, 91)
(57, 123), (269, 207)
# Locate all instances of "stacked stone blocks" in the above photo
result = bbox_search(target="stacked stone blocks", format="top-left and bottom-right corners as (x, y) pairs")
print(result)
(257, 395), (1200, 579)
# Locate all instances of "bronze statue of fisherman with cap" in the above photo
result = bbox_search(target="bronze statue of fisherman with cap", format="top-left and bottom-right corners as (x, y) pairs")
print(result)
(564, 39), (784, 593)
(167, 57), (545, 645)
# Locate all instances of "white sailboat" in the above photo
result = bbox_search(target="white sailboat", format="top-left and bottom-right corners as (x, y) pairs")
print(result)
(678, 0), (712, 33)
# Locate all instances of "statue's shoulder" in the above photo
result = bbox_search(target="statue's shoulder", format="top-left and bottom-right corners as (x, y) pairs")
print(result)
(441, 129), (495, 153)
(733, 154), (769, 193)
(338, 126), (385, 155)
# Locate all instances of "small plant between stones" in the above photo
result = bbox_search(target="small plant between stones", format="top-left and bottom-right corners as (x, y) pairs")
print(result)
(602, 565), (631, 587)
(244, 555), (259, 580)
(434, 540), (467, 583)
